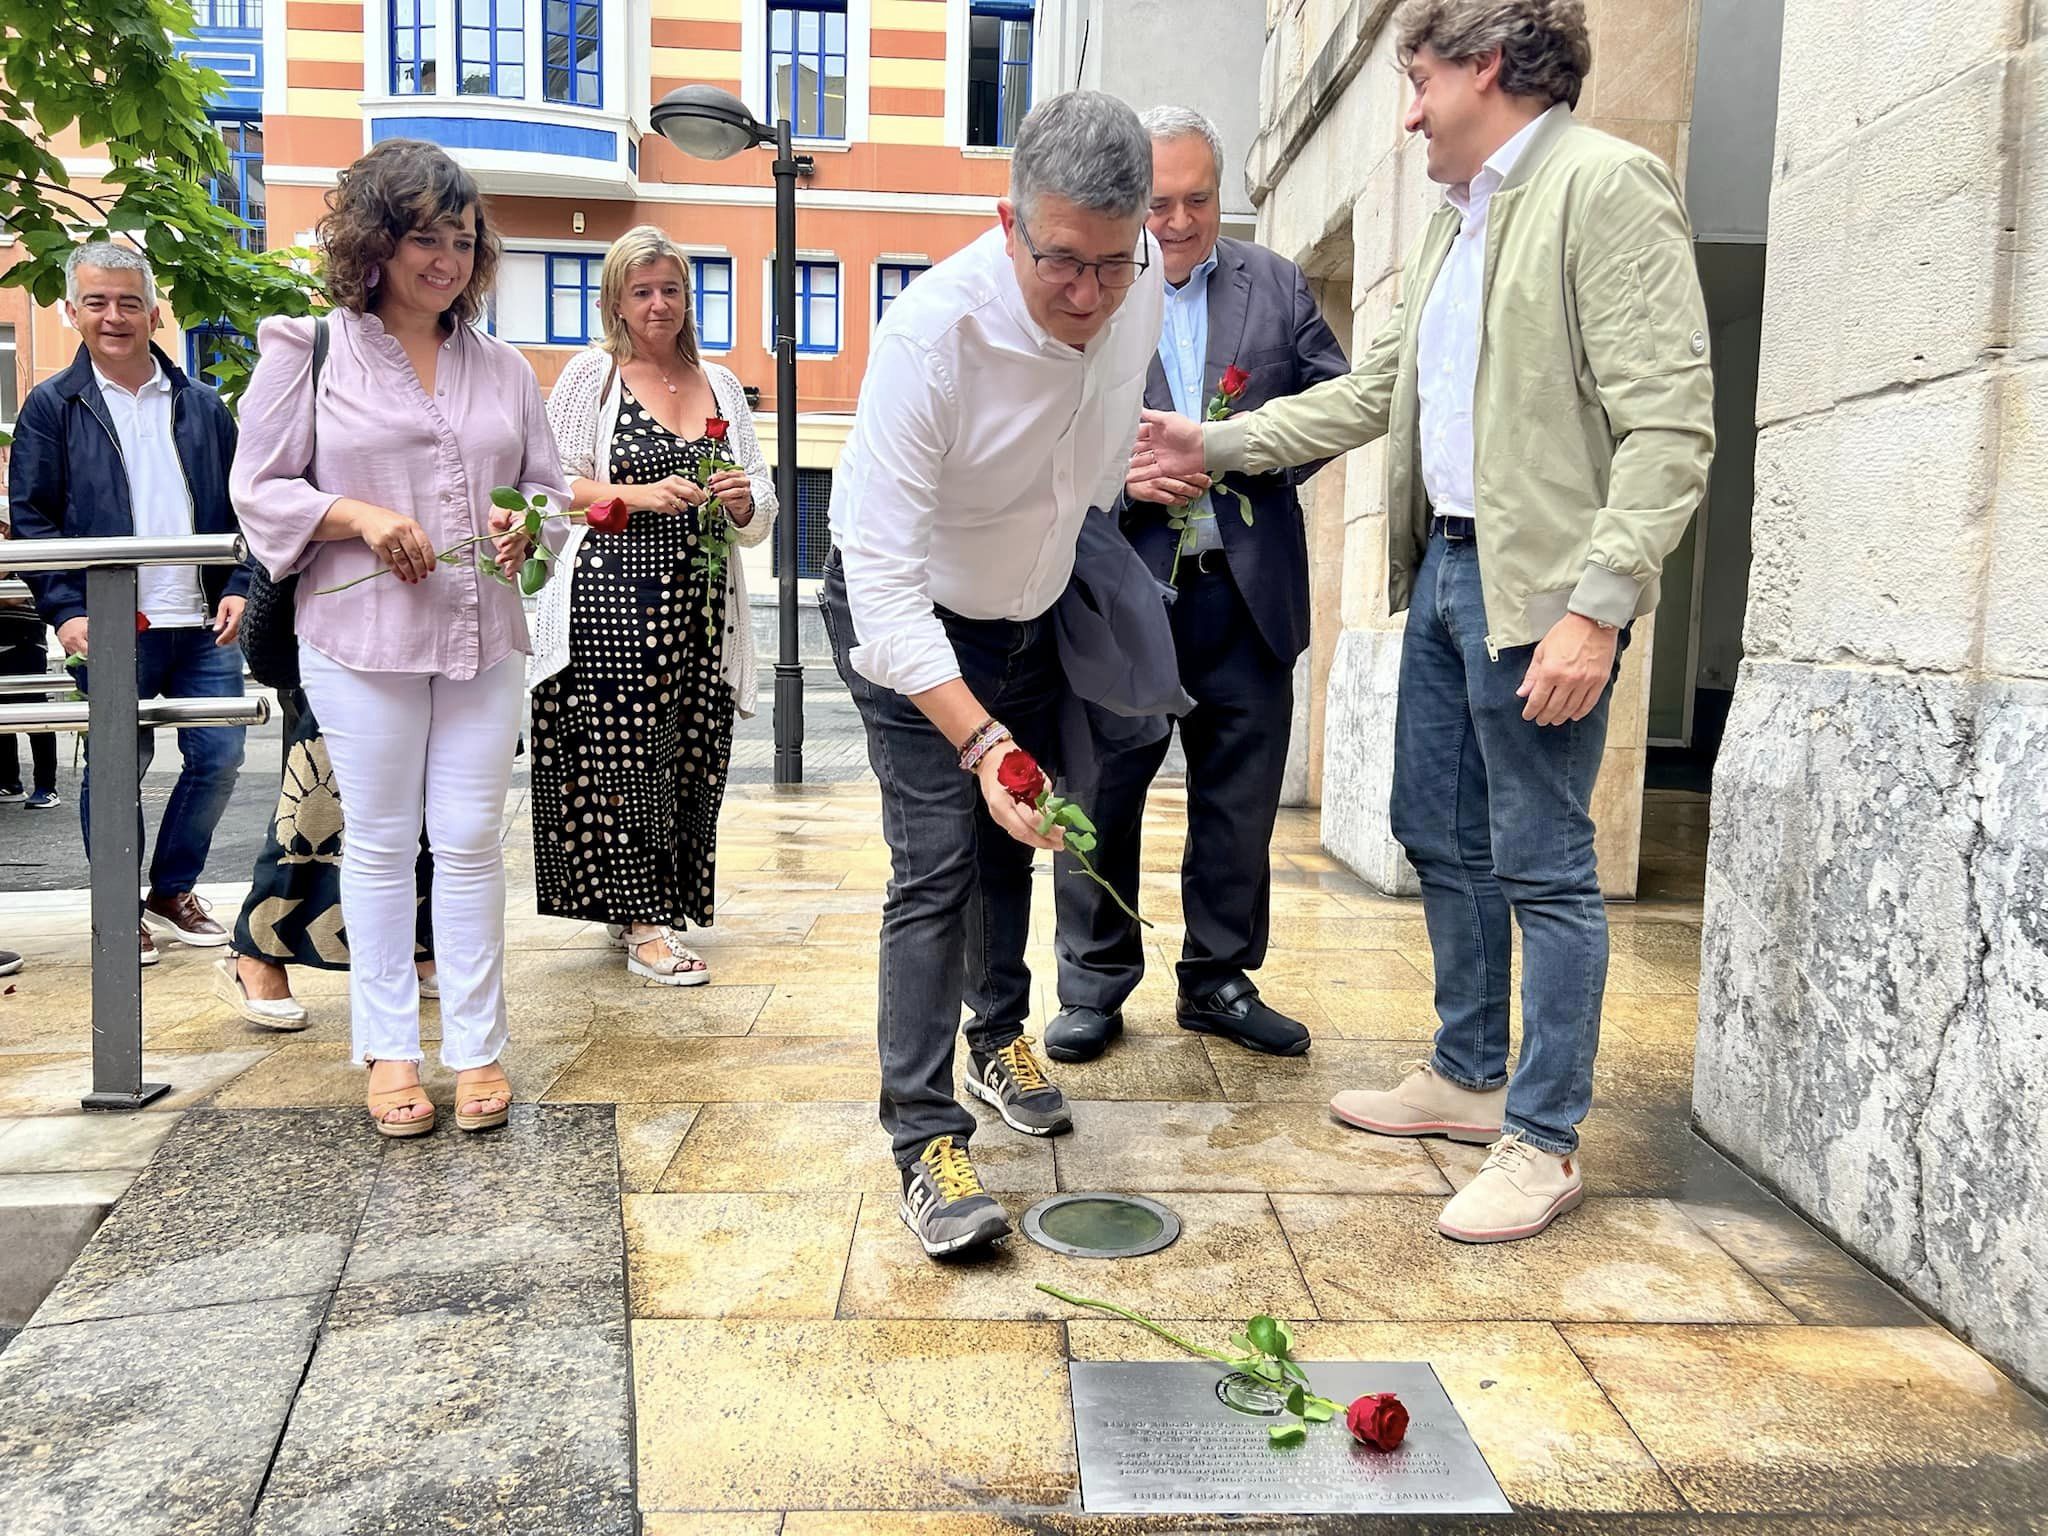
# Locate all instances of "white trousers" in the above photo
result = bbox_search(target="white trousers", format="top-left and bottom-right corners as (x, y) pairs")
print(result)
(300, 647), (524, 1070)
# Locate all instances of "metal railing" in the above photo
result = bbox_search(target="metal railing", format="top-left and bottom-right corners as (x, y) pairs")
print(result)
(0, 534), (260, 1109)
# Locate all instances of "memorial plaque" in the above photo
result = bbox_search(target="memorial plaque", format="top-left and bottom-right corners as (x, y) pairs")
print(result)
(1070, 1361), (1512, 1515)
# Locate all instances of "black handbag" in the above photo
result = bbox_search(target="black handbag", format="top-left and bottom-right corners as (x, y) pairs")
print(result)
(239, 316), (328, 692)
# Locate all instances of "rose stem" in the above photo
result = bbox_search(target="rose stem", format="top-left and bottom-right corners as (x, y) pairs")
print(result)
(1034, 1285), (1235, 1364)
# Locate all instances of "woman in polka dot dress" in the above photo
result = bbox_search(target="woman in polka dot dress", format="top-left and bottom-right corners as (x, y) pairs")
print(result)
(531, 226), (777, 983)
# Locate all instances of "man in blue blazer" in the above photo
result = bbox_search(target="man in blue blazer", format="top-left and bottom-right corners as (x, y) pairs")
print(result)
(1049, 107), (1350, 1060)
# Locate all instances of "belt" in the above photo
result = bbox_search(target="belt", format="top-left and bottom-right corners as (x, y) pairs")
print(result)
(1432, 514), (1476, 543)
(1184, 547), (1230, 578)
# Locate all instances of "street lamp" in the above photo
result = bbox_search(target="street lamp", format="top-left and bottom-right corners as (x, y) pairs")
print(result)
(652, 84), (808, 786)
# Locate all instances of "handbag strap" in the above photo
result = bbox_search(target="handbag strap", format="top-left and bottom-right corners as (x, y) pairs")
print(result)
(309, 315), (328, 461)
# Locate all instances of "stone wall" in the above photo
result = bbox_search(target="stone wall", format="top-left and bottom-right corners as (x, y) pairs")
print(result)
(1694, 2), (2047, 1394)
(1249, 0), (1700, 893)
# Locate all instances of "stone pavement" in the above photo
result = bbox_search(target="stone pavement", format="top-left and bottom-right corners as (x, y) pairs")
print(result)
(1, 780), (2047, 1531)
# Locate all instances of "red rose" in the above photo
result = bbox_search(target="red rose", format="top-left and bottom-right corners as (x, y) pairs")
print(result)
(1220, 364), (1250, 398)
(705, 416), (730, 442)
(585, 497), (629, 534)
(1346, 1392), (1408, 1452)
(135, 613), (151, 633)
(994, 748), (1044, 805)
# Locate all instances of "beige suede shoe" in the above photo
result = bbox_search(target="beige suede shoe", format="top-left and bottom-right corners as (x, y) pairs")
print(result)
(1329, 1061), (1506, 1144)
(1437, 1132), (1584, 1243)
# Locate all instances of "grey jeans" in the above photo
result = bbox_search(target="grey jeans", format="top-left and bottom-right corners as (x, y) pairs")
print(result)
(821, 553), (1067, 1168)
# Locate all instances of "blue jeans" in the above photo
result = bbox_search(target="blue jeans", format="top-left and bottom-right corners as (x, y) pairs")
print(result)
(1388, 529), (1625, 1154)
(77, 626), (247, 895)
(821, 553), (1065, 1169)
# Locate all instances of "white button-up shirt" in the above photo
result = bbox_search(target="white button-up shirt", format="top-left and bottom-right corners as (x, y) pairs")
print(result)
(830, 224), (1165, 695)
(1416, 108), (1554, 523)
(92, 360), (207, 626)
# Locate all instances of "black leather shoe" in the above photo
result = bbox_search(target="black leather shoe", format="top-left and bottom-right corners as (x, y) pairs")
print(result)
(1044, 1004), (1124, 1063)
(1177, 978), (1311, 1056)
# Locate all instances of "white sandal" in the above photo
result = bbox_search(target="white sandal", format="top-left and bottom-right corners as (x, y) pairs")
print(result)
(625, 926), (711, 987)
(213, 954), (310, 1030)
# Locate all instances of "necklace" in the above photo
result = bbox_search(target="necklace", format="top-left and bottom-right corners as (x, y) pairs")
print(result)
(654, 363), (678, 395)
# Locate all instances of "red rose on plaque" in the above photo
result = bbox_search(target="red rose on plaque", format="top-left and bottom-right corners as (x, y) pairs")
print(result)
(585, 497), (630, 534)
(994, 748), (1045, 805)
(1345, 1392), (1409, 1452)
(704, 416), (730, 442)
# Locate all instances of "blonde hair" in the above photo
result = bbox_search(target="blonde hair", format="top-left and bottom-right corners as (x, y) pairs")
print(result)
(598, 225), (699, 366)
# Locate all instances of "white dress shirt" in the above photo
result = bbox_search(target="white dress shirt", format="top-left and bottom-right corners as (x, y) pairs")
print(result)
(829, 224), (1165, 695)
(92, 360), (207, 627)
(1415, 107), (1555, 523)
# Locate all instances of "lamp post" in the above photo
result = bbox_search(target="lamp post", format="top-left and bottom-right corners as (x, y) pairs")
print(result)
(651, 84), (808, 786)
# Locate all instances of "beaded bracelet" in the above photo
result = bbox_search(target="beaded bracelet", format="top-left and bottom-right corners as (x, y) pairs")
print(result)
(957, 719), (1012, 773)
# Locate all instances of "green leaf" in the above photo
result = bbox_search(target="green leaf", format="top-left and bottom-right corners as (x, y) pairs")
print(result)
(1285, 1386), (1307, 1417)
(1245, 1357), (1284, 1385)
(1065, 830), (1097, 854)
(1302, 1397), (1336, 1423)
(523, 507), (543, 540)
(1053, 803), (1096, 836)
(489, 487), (529, 511)
(1244, 1315), (1292, 1358)
(1268, 1423), (1307, 1449)
(518, 556), (550, 595)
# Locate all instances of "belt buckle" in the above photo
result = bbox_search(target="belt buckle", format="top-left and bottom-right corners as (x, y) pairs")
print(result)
(1193, 548), (1226, 576)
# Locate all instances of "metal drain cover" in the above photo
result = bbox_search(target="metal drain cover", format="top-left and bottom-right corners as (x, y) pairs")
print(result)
(1022, 1193), (1180, 1259)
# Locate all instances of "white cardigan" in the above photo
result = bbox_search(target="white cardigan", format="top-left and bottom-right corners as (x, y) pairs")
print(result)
(530, 347), (778, 715)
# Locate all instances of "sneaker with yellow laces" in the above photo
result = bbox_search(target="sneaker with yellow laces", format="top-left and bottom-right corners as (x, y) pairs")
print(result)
(899, 1135), (1012, 1257)
(964, 1036), (1073, 1137)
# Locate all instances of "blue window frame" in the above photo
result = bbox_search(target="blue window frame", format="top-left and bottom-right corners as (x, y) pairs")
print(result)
(185, 325), (244, 389)
(196, 0), (262, 28)
(967, 0), (1033, 148)
(876, 262), (926, 320)
(691, 256), (734, 352)
(207, 118), (266, 252)
(779, 260), (839, 354)
(546, 254), (603, 344)
(768, 0), (847, 140)
(543, 0), (602, 106)
(458, 0), (524, 97)
(391, 0), (436, 93)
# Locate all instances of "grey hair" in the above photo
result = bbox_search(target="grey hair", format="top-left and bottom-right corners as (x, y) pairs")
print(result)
(65, 241), (158, 308)
(1009, 90), (1153, 224)
(1138, 105), (1225, 187)
(1393, 0), (1592, 110)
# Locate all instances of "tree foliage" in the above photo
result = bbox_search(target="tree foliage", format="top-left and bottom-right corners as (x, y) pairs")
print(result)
(0, 0), (323, 402)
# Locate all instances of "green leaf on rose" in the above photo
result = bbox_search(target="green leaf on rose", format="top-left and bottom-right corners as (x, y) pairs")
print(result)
(1268, 1423), (1307, 1449)
(519, 556), (550, 595)
(489, 487), (529, 511)
(1245, 1316), (1292, 1357)
(1065, 830), (1097, 854)
(523, 507), (544, 540)
(1053, 803), (1096, 836)
(1302, 1396), (1336, 1423)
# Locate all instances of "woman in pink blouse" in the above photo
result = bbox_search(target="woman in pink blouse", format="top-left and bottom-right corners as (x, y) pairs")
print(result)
(232, 140), (568, 1138)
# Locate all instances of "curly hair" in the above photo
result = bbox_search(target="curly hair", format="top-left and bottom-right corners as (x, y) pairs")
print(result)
(1393, 0), (1592, 110)
(318, 139), (498, 330)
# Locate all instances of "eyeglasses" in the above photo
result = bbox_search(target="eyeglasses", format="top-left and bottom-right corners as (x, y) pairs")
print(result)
(1017, 221), (1150, 290)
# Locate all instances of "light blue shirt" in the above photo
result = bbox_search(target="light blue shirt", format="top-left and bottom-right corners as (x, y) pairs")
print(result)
(1157, 250), (1223, 553)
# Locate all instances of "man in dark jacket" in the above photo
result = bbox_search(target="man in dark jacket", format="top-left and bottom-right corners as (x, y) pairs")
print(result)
(8, 242), (250, 965)
(1047, 107), (1350, 1061)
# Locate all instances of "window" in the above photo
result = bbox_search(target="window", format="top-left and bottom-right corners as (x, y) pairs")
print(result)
(771, 467), (834, 580)
(775, 259), (839, 354)
(543, 0), (602, 105)
(196, 0), (262, 26)
(768, 1), (848, 140)
(967, 1), (1033, 149)
(546, 254), (603, 344)
(459, 0), (524, 95)
(692, 256), (734, 352)
(876, 262), (927, 320)
(391, 0), (437, 93)
(208, 118), (266, 252)
(0, 324), (18, 430)
(184, 325), (244, 389)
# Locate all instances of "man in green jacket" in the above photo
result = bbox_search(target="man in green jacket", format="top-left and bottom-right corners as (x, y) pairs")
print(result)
(1141, 0), (1714, 1244)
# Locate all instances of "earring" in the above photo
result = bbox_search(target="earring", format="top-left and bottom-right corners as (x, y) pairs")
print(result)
(366, 264), (381, 289)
